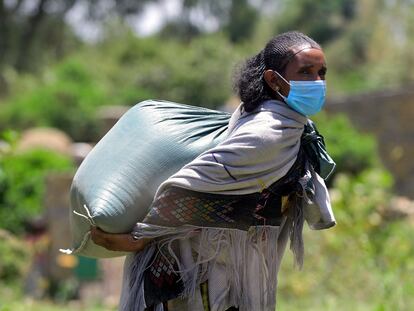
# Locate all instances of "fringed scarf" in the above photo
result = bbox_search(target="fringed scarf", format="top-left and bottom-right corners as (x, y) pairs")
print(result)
(119, 100), (335, 311)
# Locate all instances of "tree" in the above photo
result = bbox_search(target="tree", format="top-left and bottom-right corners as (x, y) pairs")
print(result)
(163, 0), (261, 43)
(276, 0), (357, 44)
(0, 0), (269, 76)
(0, 0), (78, 72)
(0, 0), (156, 73)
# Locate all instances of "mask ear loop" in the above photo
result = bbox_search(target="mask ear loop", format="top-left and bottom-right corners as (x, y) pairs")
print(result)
(272, 70), (290, 102)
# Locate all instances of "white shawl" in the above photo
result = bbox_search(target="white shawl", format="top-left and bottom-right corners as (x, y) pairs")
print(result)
(120, 100), (335, 311)
(157, 100), (307, 195)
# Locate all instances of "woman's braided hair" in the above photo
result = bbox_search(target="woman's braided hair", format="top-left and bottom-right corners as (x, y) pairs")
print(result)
(234, 31), (321, 112)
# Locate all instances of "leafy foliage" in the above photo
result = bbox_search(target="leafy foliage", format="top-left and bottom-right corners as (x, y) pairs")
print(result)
(276, 0), (357, 44)
(0, 229), (30, 284)
(0, 135), (74, 234)
(313, 112), (379, 177)
(0, 59), (108, 141)
(0, 32), (239, 141)
(279, 167), (414, 311)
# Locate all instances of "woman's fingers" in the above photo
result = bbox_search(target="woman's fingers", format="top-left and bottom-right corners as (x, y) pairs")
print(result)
(90, 226), (152, 252)
(90, 226), (113, 249)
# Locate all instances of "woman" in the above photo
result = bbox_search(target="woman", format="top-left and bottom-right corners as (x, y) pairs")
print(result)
(91, 31), (335, 311)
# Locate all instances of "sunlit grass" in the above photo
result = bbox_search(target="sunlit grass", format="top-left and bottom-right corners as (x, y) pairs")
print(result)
(0, 286), (115, 311)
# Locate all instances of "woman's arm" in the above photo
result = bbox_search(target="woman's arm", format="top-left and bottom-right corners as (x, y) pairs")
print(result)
(90, 227), (152, 252)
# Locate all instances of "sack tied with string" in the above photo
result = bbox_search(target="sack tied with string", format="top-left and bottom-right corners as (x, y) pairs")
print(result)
(62, 100), (230, 258)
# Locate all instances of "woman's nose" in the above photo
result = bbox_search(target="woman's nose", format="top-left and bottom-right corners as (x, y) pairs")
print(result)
(314, 73), (323, 81)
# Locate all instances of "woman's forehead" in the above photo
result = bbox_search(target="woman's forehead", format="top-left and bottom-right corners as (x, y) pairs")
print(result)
(290, 48), (326, 67)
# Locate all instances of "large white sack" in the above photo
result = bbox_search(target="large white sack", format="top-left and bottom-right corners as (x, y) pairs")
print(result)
(63, 100), (230, 258)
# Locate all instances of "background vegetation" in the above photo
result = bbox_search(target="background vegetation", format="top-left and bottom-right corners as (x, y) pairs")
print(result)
(1, 0), (413, 310)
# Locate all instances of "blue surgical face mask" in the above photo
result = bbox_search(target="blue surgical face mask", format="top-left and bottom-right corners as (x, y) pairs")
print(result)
(274, 72), (326, 116)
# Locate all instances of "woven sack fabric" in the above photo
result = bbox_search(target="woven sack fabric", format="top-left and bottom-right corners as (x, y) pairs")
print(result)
(67, 100), (230, 258)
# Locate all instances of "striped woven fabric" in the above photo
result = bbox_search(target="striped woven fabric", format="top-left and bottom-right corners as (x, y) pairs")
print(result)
(141, 150), (307, 308)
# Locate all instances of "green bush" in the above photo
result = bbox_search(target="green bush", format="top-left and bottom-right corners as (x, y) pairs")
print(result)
(0, 229), (30, 284)
(0, 134), (74, 234)
(313, 112), (379, 178)
(278, 167), (414, 311)
(0, 32), (240, 142)
(81, 31), (239, 109)
(0, 60), (108, 142)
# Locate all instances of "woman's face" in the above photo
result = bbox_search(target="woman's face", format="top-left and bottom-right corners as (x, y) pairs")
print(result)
(264, 48), (327, 98)
(284, 48), (327, 82)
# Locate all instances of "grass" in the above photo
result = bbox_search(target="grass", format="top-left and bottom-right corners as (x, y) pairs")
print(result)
(0, 286), (115, 311)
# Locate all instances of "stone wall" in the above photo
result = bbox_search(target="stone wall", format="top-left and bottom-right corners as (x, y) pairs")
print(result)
(326, 84), (414, 199)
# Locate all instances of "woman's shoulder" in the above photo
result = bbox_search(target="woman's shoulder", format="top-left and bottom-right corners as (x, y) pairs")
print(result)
(229, 100), (306, 136)
(252, 100), (307, 124)
(222, 108), (304, 154)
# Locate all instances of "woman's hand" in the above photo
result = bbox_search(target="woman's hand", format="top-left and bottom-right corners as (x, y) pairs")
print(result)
(90, 227), (152, 252)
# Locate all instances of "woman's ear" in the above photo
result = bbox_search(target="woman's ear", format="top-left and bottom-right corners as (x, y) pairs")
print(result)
(264, 70), (280, 92)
